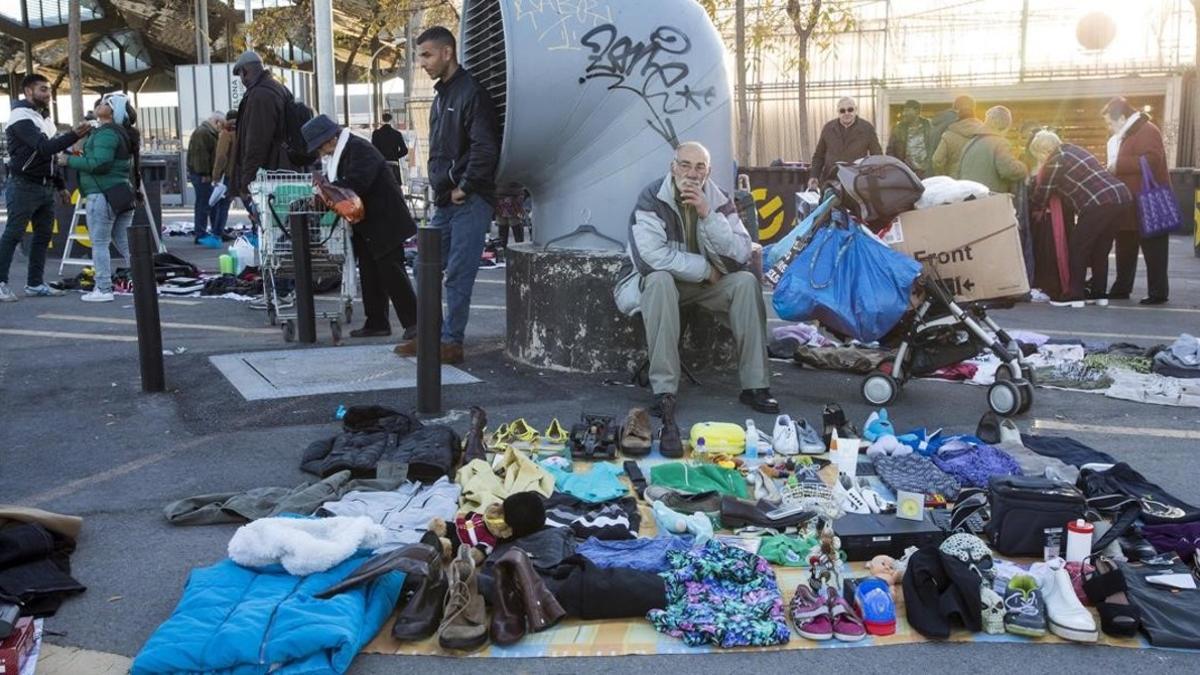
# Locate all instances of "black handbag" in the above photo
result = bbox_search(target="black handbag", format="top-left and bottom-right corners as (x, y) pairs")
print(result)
(101, 182), (136, 215)
(986, 475), (1086, 556)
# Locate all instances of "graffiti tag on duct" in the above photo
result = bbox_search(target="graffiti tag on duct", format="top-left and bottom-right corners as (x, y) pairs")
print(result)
(579, 24), (716, 147)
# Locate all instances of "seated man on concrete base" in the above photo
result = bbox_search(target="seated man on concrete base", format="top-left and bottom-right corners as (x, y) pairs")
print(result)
(613, 141), (779, 415)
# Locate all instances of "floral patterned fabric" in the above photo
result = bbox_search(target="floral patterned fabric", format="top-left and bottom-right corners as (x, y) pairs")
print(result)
(648, 540), (790, 648)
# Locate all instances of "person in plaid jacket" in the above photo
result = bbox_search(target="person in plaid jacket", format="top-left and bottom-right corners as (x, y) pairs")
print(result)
(1029, 130), (1133, 307)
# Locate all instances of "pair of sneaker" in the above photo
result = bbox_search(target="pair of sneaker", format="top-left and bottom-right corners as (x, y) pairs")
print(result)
(0, 282), (66, 301)
(834, 475), (893, 515)
(771, 415), (824, 455)
(790, 586), (866, 642)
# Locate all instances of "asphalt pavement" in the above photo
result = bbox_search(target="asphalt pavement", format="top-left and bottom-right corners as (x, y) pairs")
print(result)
(1, 209), (1199, 673)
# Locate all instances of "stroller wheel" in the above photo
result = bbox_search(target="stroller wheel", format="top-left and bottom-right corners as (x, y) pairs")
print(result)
(862, 371), (899, 406)
(1015, 380), (1034, 414)
(987, 381), (1021, 416)
(995, 364), (1013, 382)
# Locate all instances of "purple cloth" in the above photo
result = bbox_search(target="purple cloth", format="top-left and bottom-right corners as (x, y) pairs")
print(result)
(1141, 522), (1200, 563)
(932, 437), (1023, 488)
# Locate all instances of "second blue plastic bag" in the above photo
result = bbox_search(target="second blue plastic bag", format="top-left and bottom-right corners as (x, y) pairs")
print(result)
(772, 224), (922, 342)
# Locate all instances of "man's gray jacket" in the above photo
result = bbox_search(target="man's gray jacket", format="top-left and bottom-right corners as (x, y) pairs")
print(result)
(613, 173), (753, 316)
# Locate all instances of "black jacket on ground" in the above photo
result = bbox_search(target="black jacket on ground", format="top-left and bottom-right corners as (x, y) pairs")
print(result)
(427, 67), (500, 206)
(5, 100), (79, 182)
(902, 546), (983, 639)
(371, 125), (409, 162)
(333, 135), (417, 257)
(0, 523), (86, 617)
(543, 554), (667, 619)
(234, 71), (296, 195)
(301, 406), (459, 483)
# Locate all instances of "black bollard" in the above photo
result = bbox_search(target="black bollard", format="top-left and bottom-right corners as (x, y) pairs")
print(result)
(129, 224), (165, 392)
(289, 212), (317, 343)
(416, 226), (442, 414)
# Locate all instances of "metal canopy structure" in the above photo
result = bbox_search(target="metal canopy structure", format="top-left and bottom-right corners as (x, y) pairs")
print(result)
(0, 0), (417, 99)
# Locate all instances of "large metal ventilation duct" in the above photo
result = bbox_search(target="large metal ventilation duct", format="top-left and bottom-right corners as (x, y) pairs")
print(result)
(461, 0), (733, 248)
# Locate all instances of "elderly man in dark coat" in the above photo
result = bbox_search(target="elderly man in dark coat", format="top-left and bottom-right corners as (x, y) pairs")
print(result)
(302, 114), (417, 339)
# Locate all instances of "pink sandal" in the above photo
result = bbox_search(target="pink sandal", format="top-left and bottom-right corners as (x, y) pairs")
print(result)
(827, 588), (867, 642)
(789, 586), (833, 641)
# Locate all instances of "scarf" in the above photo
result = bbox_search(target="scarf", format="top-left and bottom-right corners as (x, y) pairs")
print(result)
(1106, 112), (1141, 171)
(322, 128), (352, 182)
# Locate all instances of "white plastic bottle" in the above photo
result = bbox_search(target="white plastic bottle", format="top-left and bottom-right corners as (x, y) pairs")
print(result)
(744, 419), (758, 459)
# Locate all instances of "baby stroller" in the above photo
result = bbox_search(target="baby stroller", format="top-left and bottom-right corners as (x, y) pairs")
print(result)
(861, 270), (1036, 416)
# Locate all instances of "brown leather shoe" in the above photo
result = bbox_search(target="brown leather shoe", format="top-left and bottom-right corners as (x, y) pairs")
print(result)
(437, 547), (488, 651)
(498, 547), (565, 633)
(463, 406), (488, 464)
(440, 343), (464, 364)
(619, 407), (653, 457)
(489, 557), (527, 645)
(393, 339), (418, 357)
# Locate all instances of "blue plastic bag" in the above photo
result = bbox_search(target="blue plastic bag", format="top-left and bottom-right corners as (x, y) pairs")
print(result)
(772, 224), (921, 342)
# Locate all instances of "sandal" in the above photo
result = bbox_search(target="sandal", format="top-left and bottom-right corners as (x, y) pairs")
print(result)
(826, 588), (867, 641)
(507, 418), (539, 442)
(789, 586), (833, 641)
(1082, 557), (1141, 637)
(544, 418), (569, 444)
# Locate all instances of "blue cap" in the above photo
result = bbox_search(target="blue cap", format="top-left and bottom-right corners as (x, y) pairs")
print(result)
(301, 114), (340, 154)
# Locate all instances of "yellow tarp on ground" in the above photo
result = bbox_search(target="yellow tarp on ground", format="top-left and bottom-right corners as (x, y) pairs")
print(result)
(364, 456), (1147, 657)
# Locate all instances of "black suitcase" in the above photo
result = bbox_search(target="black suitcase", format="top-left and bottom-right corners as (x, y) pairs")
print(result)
(834, 512), (946, 561)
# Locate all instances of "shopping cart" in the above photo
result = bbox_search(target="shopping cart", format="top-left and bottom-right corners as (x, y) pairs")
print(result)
(249, 169), (355, 343)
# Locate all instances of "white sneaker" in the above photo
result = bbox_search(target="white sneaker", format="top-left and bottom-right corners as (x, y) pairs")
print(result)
(0, 282), (17, 302)
(81, 290), (115, 303)
(1048, 299), (1085, 308)
(772, 414), (800, 455)
(834, 474), (871, 514)
(1042, 559), (1098, 642)
(1085, 298), (1109, 307)
(795, 419), (825, 454)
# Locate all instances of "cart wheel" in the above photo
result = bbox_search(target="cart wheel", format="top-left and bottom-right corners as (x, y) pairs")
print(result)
(282, 320), (296, 343)
(343, 301), (353, 324)
(987, 380), (1022, 416)
(994, 364), (1013, 382)
(267, 304), (278, 326)
(331, 320), (342, 345)
(862, 371), (900, 406)
(1016, 379), (1034, 414)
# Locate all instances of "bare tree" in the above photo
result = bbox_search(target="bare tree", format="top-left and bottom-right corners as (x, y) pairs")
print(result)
(785, 0), (854, 158)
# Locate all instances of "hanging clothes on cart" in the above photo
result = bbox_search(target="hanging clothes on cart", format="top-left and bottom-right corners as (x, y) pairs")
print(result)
(1030, 194), (1072, 300)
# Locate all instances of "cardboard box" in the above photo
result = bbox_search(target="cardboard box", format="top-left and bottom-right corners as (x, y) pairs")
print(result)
(0, 617), (35, 675)
(881, 194), (1030, 303)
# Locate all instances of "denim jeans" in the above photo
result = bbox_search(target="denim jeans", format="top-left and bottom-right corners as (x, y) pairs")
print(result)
(190, 173), (215, 239)
(85, 193), (133, 293)
(0, 175), (56, 286)
(430, 193), (493, 345)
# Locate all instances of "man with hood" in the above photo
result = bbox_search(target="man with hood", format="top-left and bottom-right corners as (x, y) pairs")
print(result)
(1, 73), (91, 302)
(933, 95), (989, 178)
(956, 105), (1028, 194)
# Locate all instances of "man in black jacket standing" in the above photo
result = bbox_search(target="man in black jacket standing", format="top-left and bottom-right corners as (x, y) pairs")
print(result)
(394, 26), (499, 365)
(231, 51), (296, 206)
(303, 114), (417, 339)
(1, 73), (91, 302)
(371, 112), (409, 186)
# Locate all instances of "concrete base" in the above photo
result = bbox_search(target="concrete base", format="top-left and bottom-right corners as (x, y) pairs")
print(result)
(505, 243), (736, 375)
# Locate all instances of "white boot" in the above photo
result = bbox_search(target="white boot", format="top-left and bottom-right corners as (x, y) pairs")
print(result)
(1042, 558), (1098, 642)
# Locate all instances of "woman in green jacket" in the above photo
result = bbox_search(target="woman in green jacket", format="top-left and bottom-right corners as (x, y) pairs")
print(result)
(58, 93), (135, 302)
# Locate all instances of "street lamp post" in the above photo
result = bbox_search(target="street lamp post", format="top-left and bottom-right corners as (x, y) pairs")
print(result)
(368, 39), (403, 127)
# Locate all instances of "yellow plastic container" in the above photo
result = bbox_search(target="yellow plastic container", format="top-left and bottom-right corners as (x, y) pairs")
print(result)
(689, 422), (746, 456)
